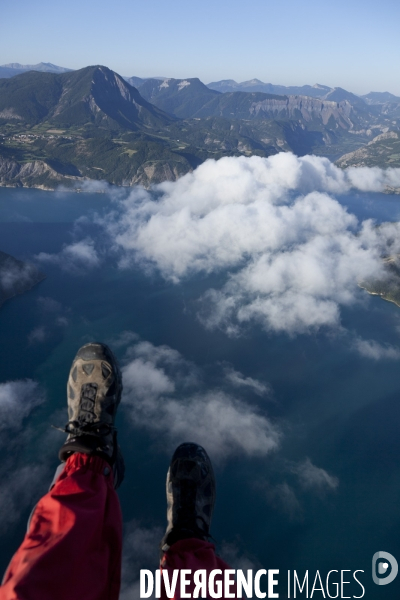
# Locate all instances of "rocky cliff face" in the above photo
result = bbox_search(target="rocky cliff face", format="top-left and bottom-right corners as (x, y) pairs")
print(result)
(249, 96), (356, 128)
(128, 160), (189, 187)
(0, 154), (190, 190)
(191, 91), (371, 130)
(0, 156), (77, 189)
(48, 66), (175, 130)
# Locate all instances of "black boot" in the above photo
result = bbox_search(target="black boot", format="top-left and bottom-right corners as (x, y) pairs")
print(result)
(161, 442), (216, 553)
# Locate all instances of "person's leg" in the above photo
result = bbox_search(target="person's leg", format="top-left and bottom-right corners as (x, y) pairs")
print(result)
(160, 443), (237, 600)
(1, 453), (122, 600)
(0, 343), (125, 600)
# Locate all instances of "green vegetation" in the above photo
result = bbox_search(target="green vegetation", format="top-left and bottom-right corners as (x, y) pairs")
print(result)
(0, 72), (62, 123)
(1, 65), (399, 189)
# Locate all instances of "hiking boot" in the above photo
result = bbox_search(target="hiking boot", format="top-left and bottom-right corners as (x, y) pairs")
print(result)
(58, 342), (125, 488)
(161, 442), (216, 553)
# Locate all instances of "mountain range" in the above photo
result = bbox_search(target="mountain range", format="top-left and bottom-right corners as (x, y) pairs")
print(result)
(136, 78), (375, 128)
(207, 79), (333, 97)
(0, 64), (399, 189)
(2, 62), (399, 105)
(0, 62), (72, 79)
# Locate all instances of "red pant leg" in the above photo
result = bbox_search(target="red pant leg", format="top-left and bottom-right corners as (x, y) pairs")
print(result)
(0, 453), (122, 600)
(161, 539), (237, 600)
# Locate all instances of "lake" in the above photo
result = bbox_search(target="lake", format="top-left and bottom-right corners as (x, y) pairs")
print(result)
(0, 185), (400, 597)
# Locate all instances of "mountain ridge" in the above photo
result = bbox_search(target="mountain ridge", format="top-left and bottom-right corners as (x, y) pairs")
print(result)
(0, 66), (175, 130)
(136, 77), (220, 118)
(1, 65), (399, 190)
(0, 62), (72, 79)
(2, 62), (72, 73)
(207, 78), (333, 98)
(2, 65), (400, 100)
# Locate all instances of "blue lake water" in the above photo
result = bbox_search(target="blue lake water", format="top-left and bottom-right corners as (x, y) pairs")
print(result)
(0, 185), (400, 597)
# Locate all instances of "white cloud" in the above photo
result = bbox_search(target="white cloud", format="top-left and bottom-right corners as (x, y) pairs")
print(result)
(353, 337), (400, 360)
(95, 154), (400, 336)
(292, 458), (339, 492)
(257, 459), (339, 519)
(109, 330), (140, 348)
(198, 215), (400, 335)
(224, 367), (271, 396)
(346, 166), (400, 192)
(123, 339), (198, 400)
(121, 338), (280, 460)
(0, 379), (45, 434)
(35, 238), (100, 274)
(157, 391), (279, 459)
(123, 356), (175, 400)
(0, 257), (41, 293)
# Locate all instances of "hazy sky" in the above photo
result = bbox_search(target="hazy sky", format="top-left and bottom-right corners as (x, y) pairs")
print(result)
(2, 0), (400, 94)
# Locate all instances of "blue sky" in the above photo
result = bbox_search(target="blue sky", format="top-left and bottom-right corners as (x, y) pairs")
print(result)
(2, 0), (400, 94)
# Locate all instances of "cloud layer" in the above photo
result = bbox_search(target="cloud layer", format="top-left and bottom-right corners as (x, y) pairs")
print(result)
(352, 337), (400, 360)
(35, 238), (100, 274)
(119, 335), (279, 461)
(0, 261), (39, 293)
(292, 458), (339, 492)
(96, 154), (400, 335)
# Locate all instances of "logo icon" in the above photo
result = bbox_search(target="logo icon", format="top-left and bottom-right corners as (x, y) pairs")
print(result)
(372, 551), (398, 585)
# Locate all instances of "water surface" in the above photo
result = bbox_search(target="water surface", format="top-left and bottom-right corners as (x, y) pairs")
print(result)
(0, 186), (399, 597)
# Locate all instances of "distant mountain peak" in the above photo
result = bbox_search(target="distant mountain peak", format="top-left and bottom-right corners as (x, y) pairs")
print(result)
(322, 87), (367, 108)
(206, 79), (334, 98)
(242, 78), (264, 85)
(137, 77), (220, 118)
(362, 91), (400, 105)
(207, 79), (238, 86)
(1, 62), (72, 74)
(0, 64), (175, 130)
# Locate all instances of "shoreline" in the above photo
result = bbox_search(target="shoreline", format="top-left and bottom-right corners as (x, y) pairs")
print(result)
(1, 180), (400, 196)
(0, 182), (112, 194)
(359, 283), (400, 309)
